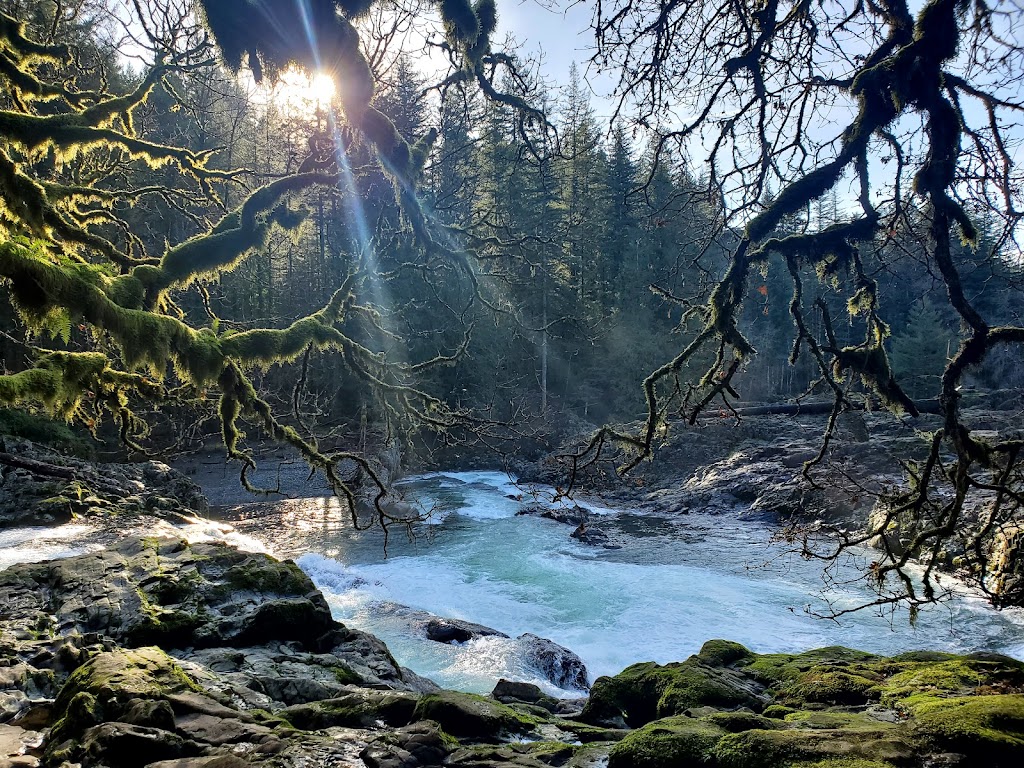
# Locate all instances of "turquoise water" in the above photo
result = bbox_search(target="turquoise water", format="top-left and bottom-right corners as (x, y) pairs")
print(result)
(242, 471), (1024, 696)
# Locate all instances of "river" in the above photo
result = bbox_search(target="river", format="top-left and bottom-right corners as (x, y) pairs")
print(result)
(4, 466), (1023, 698)
(197, 468), (1024, 696)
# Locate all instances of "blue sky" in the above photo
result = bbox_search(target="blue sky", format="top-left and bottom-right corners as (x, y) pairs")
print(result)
(492, 1), (618, 120)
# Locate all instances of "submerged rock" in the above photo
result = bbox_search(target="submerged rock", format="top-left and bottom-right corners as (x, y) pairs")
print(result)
(425, 618), (509, 644)
(395, 605), (590, 692)
(517, 503), (590, 526)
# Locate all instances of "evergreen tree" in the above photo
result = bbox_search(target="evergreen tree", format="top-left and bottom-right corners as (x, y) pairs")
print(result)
(890, 298), (956, 399)
(603, 122), (640, 308)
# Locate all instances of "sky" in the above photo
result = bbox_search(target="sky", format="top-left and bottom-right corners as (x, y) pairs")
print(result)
(472, 1), (619, 120)
(498, 1), (595, 77)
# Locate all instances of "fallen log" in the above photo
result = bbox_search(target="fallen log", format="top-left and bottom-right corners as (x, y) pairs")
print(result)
(0, 451), (77, 479)
(700, 399), (942, 418)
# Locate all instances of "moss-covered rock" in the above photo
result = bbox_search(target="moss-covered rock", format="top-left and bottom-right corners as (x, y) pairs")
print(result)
(607, 715), (726, 768)
(706, 711), (782, 732)
(586, 644), (1024, 768)
(0, 537), (335, 651)
(280, 689), (419, 730)
(711, 723), (915, 768)
(411, 690), (536, 739)
(740, 648), (879, 684)
(361, 721), (459, 767)
(450, 740), (578, 767)
(46, 646), (199, 759)
(879, 655), (1024, 705)
(553, 719), (630, 743)
(581, 650), (767, 728)
(907, 693), (1024, 762)
(698, 640), (756, 667)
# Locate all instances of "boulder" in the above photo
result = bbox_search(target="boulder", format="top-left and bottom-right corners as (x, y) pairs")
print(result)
(580, 643), (769, 728)
(491, 679), (553, 707)
(280, 689), (420, 730)
(411, 691), (535, 740)
(0, 538), (333, 651)
(360, 721), (456, 768)
(608, 715), (727, 768)
(516, 633), (590, 692)
(517, 503), (590, 526)
(570, 522), (615, 547)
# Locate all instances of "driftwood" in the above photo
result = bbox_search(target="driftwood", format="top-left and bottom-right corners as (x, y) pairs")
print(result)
(0, 451), (77, 479)
(702, 399), (943, 419)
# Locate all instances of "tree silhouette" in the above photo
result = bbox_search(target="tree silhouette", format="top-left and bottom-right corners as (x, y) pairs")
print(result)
(573, 0), (1024, 610)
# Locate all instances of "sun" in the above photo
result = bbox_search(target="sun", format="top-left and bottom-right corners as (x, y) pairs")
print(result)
(274, 67), (336, 113)
(244, 65), (337, 116)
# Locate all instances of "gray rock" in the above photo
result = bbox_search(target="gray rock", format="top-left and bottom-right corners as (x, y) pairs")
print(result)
(0, 538), (333, 651)
(280, 689), (420, 730)
(516, 633), (590, 692)
(0, 437), (208, 527)
(424, 618), (509, 644)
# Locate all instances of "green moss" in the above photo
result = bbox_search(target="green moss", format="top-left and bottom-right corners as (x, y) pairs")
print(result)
(280, 690), (419, 730)
(740, 648), (879, 687)
(52, 646), (200, 728)
(888, 650), (959, 663)
(454, 741), (577, 766)
(787, 670), (880, 706)
(908, 694), (1024, 758)
(331, 663), (361, 685)
(706, 711), (782, 732)
(698, 640), (755, 667)
(880, 657), (1024, 707)
(47, 691), (102, 753)
(608, 715), (726, 768)
(712, 725), (914, 768)
(582, 658), (764, 728)
(554, 719), (630, 743)
(128, 580), (207, 647)
(411, 691), (535, 739)
(223, 557), (312, 594)
(781, 712), (893, 732)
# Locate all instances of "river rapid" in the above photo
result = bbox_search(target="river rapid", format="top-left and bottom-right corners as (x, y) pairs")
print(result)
(4, 466), (1024, 698)
(199, 468), (1024, 696)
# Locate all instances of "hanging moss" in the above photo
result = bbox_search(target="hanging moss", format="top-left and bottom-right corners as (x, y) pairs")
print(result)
(440, 0), (481, 45)
(155, 172), (335, 297)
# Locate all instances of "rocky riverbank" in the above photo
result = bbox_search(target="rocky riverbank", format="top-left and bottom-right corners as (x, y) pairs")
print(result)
(1, 537), (1022, 767)
(519, 405), (1024, 526)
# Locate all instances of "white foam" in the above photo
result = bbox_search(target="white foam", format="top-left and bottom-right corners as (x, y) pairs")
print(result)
(296, 552), (366, 593)
(160, 517), (271, 554)
(0, 523), (100, 571)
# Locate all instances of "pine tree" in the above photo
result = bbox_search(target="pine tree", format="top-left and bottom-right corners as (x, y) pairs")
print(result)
(890, 298), (956, 399)
(603, 122), (640, 308)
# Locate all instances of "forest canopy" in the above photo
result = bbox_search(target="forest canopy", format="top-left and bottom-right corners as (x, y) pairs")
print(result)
(0, 0), (1023, 608)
